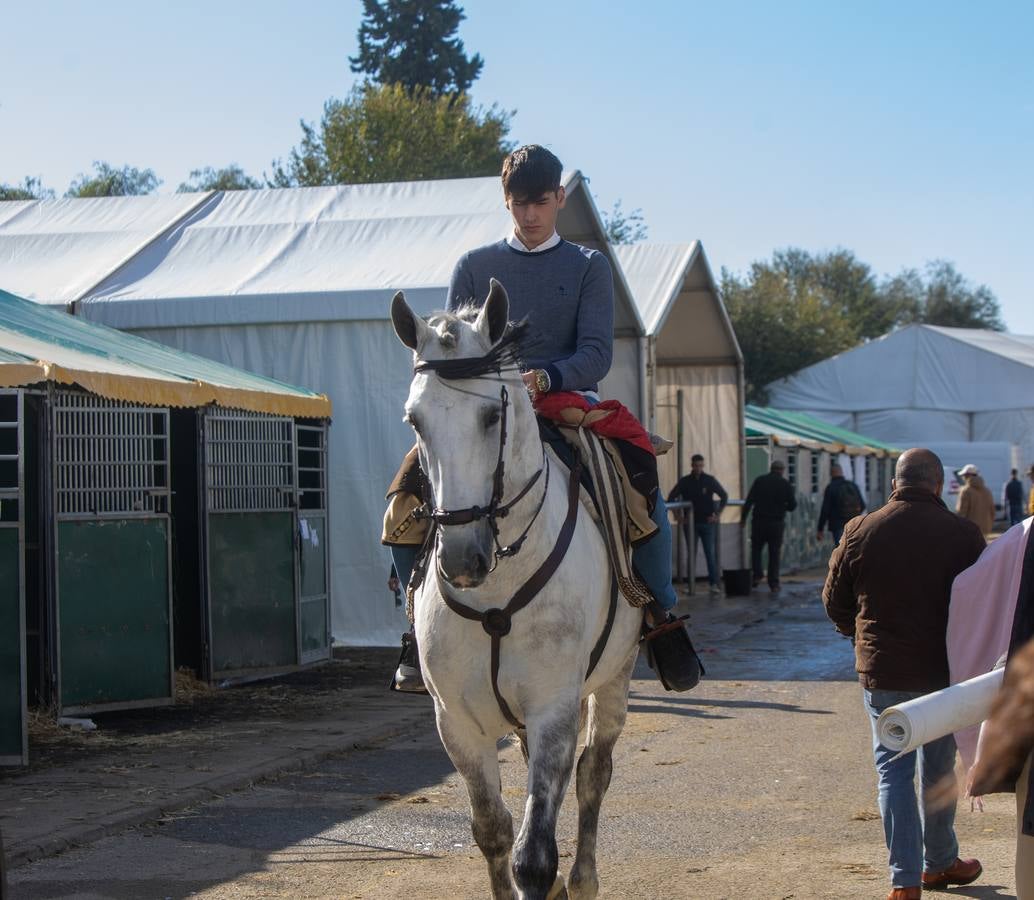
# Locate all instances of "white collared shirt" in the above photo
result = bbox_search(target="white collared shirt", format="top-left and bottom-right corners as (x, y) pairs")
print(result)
(507, 230), (561, 253)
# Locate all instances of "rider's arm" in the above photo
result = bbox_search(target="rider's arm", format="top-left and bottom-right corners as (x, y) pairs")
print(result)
(546, 252), (614, 392)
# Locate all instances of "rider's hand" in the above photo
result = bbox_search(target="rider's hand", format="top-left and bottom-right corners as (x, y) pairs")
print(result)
(388, 575), (400, 592)
(521, 370), (538, 398)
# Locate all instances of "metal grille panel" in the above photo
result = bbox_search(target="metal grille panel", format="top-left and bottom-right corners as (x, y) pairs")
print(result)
(0, 391), (19, 525)
(206, 410), (294, 512)
(295, 424), (328, 512)
(54, 392), (170, 518)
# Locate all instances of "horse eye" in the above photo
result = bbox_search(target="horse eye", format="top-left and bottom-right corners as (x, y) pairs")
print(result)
(404, 413), (422, 435)
(483, 408), (501, 430)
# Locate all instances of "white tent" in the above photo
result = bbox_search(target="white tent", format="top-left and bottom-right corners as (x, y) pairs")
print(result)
(767, 324), (1034, 469)
(0, 174), (644, 646)
(614, 242), (745, 571)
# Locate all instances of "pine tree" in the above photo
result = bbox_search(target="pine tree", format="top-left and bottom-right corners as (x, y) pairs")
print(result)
(349, 0), (484, 96)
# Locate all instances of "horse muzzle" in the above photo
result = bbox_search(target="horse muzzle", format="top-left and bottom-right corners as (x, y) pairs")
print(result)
(438, 525), (493, 588)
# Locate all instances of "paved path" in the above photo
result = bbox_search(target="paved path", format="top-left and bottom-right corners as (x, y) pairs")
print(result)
(2, 579), (1021, 898)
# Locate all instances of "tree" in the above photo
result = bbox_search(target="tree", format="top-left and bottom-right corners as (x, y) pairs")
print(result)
(882, 260), (1005, 331)
(66, 162), (161, 197)
(601, 199), (648, 245)
(722, 261), (858, 404)
(270, 82), (512, 187)
(349, 0), (483, 97)
(0, 176), (54, 201)
(177, 165), (261, 192)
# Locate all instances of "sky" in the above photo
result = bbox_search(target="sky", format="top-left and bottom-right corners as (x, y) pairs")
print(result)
(2, 1), (1032, 331)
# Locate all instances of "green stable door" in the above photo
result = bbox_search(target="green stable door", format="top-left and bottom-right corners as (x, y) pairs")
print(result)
(1, 391), (26, 765)
(53, 393), (174, 714)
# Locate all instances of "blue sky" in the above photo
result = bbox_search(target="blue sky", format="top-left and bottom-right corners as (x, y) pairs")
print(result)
(2, 1), (1031, 330)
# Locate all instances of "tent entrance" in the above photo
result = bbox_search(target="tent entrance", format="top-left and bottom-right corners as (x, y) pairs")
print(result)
(0, 390), (27, 765)
(53, 392), (174, 714)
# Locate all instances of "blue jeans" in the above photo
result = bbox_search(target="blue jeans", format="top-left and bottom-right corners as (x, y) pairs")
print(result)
(863, 688), (959, 888)
(830, 521), (845, 547)
(688, 520), (719, 587)
(1010, 503), (1024, 527)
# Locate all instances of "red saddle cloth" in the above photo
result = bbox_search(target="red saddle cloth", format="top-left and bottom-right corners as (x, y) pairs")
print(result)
(533, 392), (655, 456)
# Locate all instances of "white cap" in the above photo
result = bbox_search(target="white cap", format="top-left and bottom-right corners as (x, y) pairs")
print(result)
(959, 464), (980, 476)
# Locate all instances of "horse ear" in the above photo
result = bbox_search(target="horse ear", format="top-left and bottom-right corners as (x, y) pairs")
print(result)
(475, 278), (510, 346)
(391, 291), (428, 350)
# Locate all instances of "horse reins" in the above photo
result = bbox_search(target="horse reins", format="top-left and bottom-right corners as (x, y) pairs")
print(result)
(409, 353), (615, 729)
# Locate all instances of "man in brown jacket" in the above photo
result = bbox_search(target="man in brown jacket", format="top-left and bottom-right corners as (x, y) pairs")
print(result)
(957, 463), (995, 535)
(823, 448), (987, 900)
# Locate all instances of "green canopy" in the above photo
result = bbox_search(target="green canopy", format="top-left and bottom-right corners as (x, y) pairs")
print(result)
(745, 404), (899, 456)
(0, 289), (330, 417)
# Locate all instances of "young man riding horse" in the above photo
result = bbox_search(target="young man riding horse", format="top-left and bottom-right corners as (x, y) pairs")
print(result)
(384, 144), (699, 693)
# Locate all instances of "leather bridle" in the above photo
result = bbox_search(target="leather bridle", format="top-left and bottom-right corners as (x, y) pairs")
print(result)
(413, 380), (549, 569)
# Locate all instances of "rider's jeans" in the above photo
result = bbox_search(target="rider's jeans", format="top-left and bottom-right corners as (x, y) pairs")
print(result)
(863, 688), (959, 888)
(635, 496), (678, 609)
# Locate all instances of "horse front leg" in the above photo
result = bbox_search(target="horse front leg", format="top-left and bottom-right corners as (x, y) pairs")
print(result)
(568, 648), (636, 900)
(513, 696), (581, 900)
(438, 717), (517, 900)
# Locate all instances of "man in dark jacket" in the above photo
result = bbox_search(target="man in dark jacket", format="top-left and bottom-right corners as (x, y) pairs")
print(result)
(823, 448), (987, 900)
(817, 462), (866, 546)
(741, 459), (797, 593)
(667, 454), (728, 595)
(1005, 468), (1025, 527)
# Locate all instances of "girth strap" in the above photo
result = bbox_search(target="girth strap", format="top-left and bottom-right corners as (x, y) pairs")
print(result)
(442, 456), (583, 728)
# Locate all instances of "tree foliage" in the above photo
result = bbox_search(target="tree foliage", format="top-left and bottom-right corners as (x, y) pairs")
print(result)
(724, 248), (1005, 404)
(177, 164), (262, 193)
(884, 260), (1005, 330)
(602, 199), (648, 245)
(270, 82), (512, 187)
(349, 0), (483, 97)
(66, 162), (161, 197)
(0, 176), (54, 201)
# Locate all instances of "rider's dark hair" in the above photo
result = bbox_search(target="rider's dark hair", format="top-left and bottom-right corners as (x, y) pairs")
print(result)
(501, 145), (563, 199)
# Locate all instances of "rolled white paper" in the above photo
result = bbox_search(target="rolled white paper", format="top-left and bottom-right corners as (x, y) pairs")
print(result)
(876, 668), (1005, 758)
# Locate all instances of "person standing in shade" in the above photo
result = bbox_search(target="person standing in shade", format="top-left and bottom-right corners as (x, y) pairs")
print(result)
(741, 459), (797, 593)
(823, 448), (986, 900)
(667, 454), (729, 596)
(817, 462), (866, 547)
(957, 463), (995, 536)
(1004, 468), (1025, 527)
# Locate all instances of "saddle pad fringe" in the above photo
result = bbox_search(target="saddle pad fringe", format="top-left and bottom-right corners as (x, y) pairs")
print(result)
(575, 428), (654, 609)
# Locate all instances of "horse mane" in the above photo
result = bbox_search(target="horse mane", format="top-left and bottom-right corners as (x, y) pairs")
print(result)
(415, 312), (535, 381)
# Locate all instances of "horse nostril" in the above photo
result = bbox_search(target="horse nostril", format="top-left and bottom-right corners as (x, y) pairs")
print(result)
(472, 551), (490, 579)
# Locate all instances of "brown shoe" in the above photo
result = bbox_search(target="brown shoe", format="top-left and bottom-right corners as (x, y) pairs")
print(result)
(887, 888), (921, 900)
(922, 857), (982, 889)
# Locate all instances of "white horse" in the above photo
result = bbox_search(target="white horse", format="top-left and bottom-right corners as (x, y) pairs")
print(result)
(391, 279), (642, 900)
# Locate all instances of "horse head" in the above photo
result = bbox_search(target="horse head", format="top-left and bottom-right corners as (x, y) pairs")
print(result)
(392, 279), (538, 589)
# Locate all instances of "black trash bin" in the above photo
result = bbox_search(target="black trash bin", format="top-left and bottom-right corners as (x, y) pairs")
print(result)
(723, 568), (753, 596)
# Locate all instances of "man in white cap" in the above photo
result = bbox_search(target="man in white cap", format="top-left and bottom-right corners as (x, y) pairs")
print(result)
(957, 464), (995, 536)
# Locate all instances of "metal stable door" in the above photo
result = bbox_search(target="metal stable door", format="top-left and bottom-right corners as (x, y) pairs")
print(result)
(203, 409), (298, 678)
(0, 390), (27, 765)
(294, 422), (330, 664)
(52, 392), (174, 714)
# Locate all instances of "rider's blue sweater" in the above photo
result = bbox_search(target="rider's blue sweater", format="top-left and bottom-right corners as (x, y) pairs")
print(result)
(447, 239), (614, 393)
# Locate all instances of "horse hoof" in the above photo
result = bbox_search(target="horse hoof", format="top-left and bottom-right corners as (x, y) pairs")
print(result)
(546, 874), (568, 899)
